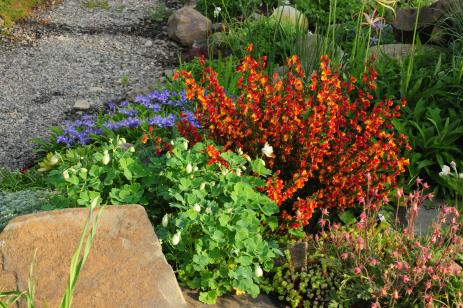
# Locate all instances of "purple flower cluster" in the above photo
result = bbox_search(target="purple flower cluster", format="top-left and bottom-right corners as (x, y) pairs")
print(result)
(147, 114), (177, 128)
(104, 117), (142, 130)
(55, 90), (200, 147)
(181, 110), (201, 128)
(56, 115), (102, 147)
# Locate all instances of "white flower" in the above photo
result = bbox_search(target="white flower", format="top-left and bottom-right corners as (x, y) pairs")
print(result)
(170, 140), (175, 145)
(205, 207), (212, 214)
(90, 197), (99, 209)
(62, 169), (70, 180)
(255, 265), (263, 277)
(50, 155), (59, 166)
(378, 213), (385, 222)
(236, 168), (242, 176)
(261, 142), (274, 158)
(118, 138), (127, 145)
(439, 165), (451, 177)
(102, 150), (110, 165)
(450, 161), (457, 171)
(237, 148), (243, 155)
(128, 146), (135, 153)
(172, 231), (181, 246)
(186, 163), (193, 174)
(213, 6), (222, 18)
(193, 166), (199, 172)
(162, 214), (169, 227)
(193, 204), (201, 213)
(200, 182), (207, 190)
(243, 154), (251, 162)
(183, 139), (189, 150)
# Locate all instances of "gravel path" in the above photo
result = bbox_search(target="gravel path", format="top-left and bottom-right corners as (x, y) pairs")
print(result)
(0, 0), (181, 170)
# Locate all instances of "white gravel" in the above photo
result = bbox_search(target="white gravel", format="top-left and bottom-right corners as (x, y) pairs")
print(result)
(0, 0), (180, 170)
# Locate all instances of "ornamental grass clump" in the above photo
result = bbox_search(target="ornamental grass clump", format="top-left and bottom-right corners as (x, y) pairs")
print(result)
(175, 45), (409, 228)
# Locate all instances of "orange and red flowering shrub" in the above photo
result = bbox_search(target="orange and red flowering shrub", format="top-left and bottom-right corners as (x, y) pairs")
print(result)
(174, 45), (410, 228)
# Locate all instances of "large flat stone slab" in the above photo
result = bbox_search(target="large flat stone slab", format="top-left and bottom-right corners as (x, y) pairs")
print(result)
(0, 205), (186, 308)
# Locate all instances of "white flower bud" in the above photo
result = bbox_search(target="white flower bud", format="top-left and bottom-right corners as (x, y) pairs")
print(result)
(50, 155), (59, 166)
(259, 158), (266, 166)
(450, 161), (457, 171)
(193, 166), (199, 172)
(90, 197), (99, 209)
(460, 173), (463, 179)
(62, 169), (70, 180)
(244, 154), (251, 162)
(80, 168), (88, 173)
(128, 146), (135, 153)
(162, 214), (169, 227)
(205, 207), (212, 214)
(118, 138), (127, 145)
(186, 163), (193, 174)
(193, 204), (201, 213)
(183, 139), (189, 150)
(236, 169), (242, 176)
(172, 231), (181, 246)
(102, 150), (110, 165)
(200, 182), (206, 190)
(255, 265), (263, 277)
(237, 148), (243, 155)
(166, 151), (171, 159)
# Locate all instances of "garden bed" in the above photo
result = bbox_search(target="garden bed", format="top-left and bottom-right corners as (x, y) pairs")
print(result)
(1, 0), (463, 307)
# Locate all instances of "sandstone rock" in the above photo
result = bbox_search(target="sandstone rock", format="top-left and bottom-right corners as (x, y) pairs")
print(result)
(73, 99), (91, 110)
(167, 7), (212, 47)
(275, 242), (308, 272)
(271, 6), (308, 32)
(392, 1), (451, 43)
(0, 205), (186, 308)
(369, 43), (442, 60)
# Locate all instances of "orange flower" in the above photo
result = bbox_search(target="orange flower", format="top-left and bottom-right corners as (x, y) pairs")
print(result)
(177, 50), (408, 228)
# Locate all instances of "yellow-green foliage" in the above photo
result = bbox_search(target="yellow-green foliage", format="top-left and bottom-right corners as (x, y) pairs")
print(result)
(0, 0), (43, 29)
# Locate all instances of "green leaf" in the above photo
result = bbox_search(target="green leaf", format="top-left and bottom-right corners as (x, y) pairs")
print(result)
(236, 256), (253, 266)
(338, 209), (357, 226)
(267, 216), (278, 231)
(250, 159), (272, 177)
(199, 290), (219, 305)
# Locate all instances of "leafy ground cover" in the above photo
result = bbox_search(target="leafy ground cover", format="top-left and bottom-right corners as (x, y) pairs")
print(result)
(1, 0), (463, 307)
